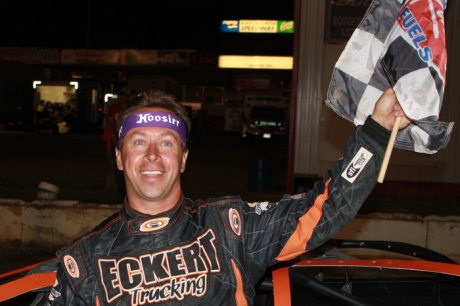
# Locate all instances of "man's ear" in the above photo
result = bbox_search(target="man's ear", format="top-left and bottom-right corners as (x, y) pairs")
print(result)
(115, 147), (123, 171)
(180, 149), (189, 173)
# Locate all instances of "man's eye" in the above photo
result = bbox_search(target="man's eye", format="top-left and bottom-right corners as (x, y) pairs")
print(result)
(162, 140), (172, 146)
(134, 140), (145, 145)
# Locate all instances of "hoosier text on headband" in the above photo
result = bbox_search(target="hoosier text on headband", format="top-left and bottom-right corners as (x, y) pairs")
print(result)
(118, 112), (187, 142)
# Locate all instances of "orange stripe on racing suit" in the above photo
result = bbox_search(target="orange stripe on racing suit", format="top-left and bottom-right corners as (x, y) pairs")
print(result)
(231, 259), (248, 306)
(275, 178), (331, 261)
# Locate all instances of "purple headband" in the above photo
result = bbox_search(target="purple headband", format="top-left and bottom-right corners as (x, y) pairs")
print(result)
(118, 112), (187, 142)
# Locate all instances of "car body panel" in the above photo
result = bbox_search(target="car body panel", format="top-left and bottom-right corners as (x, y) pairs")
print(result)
(2, 240), (460, 305)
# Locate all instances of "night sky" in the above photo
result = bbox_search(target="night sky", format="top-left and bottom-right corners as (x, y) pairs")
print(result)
(0, 0), (295, 52)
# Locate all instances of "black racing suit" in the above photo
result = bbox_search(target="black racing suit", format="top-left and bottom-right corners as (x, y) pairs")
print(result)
(42, 117), (389, 305)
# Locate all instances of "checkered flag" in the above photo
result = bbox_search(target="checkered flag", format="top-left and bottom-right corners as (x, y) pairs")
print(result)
(326, 0), (453, 154)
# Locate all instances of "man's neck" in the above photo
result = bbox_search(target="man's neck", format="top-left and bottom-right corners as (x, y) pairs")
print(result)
(127, 193), (181, 216)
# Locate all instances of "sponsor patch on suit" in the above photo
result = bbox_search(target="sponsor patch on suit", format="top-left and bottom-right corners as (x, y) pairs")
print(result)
(341, 147), (373, 183)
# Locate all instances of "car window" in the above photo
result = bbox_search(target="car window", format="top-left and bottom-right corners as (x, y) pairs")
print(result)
(250, 107), (285, 120)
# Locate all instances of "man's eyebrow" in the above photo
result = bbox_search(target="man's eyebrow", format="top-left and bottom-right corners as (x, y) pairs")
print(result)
(129, 130), (146, 137)
(128, 130), (178, 138)
(159, 130), (176, 137)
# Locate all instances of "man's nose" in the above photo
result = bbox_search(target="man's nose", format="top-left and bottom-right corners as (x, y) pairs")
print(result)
(145, 144), (159, 161)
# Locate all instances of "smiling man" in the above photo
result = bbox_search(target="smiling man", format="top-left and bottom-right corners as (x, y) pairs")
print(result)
(42, 89), (410, 305)
(116, 108), (189, 215)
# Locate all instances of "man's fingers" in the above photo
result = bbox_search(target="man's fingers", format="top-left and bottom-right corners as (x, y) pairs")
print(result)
(383, 87), (395, 95)
(393, 102), (406, 117)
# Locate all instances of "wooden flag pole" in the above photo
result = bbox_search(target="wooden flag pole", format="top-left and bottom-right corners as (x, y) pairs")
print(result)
(377, 116), (402, 183)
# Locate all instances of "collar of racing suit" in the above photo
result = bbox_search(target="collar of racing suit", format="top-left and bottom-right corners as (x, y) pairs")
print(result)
(120, 194), (186, 235)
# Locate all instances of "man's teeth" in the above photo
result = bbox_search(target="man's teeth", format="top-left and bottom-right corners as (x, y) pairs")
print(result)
(142, 171), (163, 175)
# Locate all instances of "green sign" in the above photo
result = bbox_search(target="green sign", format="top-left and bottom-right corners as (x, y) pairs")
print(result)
(278, 21), (294, 33)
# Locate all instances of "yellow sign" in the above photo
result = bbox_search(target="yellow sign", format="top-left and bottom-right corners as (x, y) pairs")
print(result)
(218, 55), (293, 70)
(239, 20), (278, 33)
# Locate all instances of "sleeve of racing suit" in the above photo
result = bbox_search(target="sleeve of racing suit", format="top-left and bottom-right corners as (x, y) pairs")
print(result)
(39, 258), (88, 305)
(243, 116), (390, 267)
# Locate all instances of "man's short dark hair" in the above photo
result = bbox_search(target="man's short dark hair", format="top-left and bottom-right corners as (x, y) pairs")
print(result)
(117, 90), (192, 150)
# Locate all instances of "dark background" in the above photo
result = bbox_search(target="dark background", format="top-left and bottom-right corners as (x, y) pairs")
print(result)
(0, 0), (295, 55)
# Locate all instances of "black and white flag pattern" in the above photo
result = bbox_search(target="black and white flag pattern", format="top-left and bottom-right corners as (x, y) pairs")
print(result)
(326, 0), (453, 154)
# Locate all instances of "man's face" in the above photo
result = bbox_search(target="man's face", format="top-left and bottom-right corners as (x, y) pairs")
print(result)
(115, 108), (188, 209)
